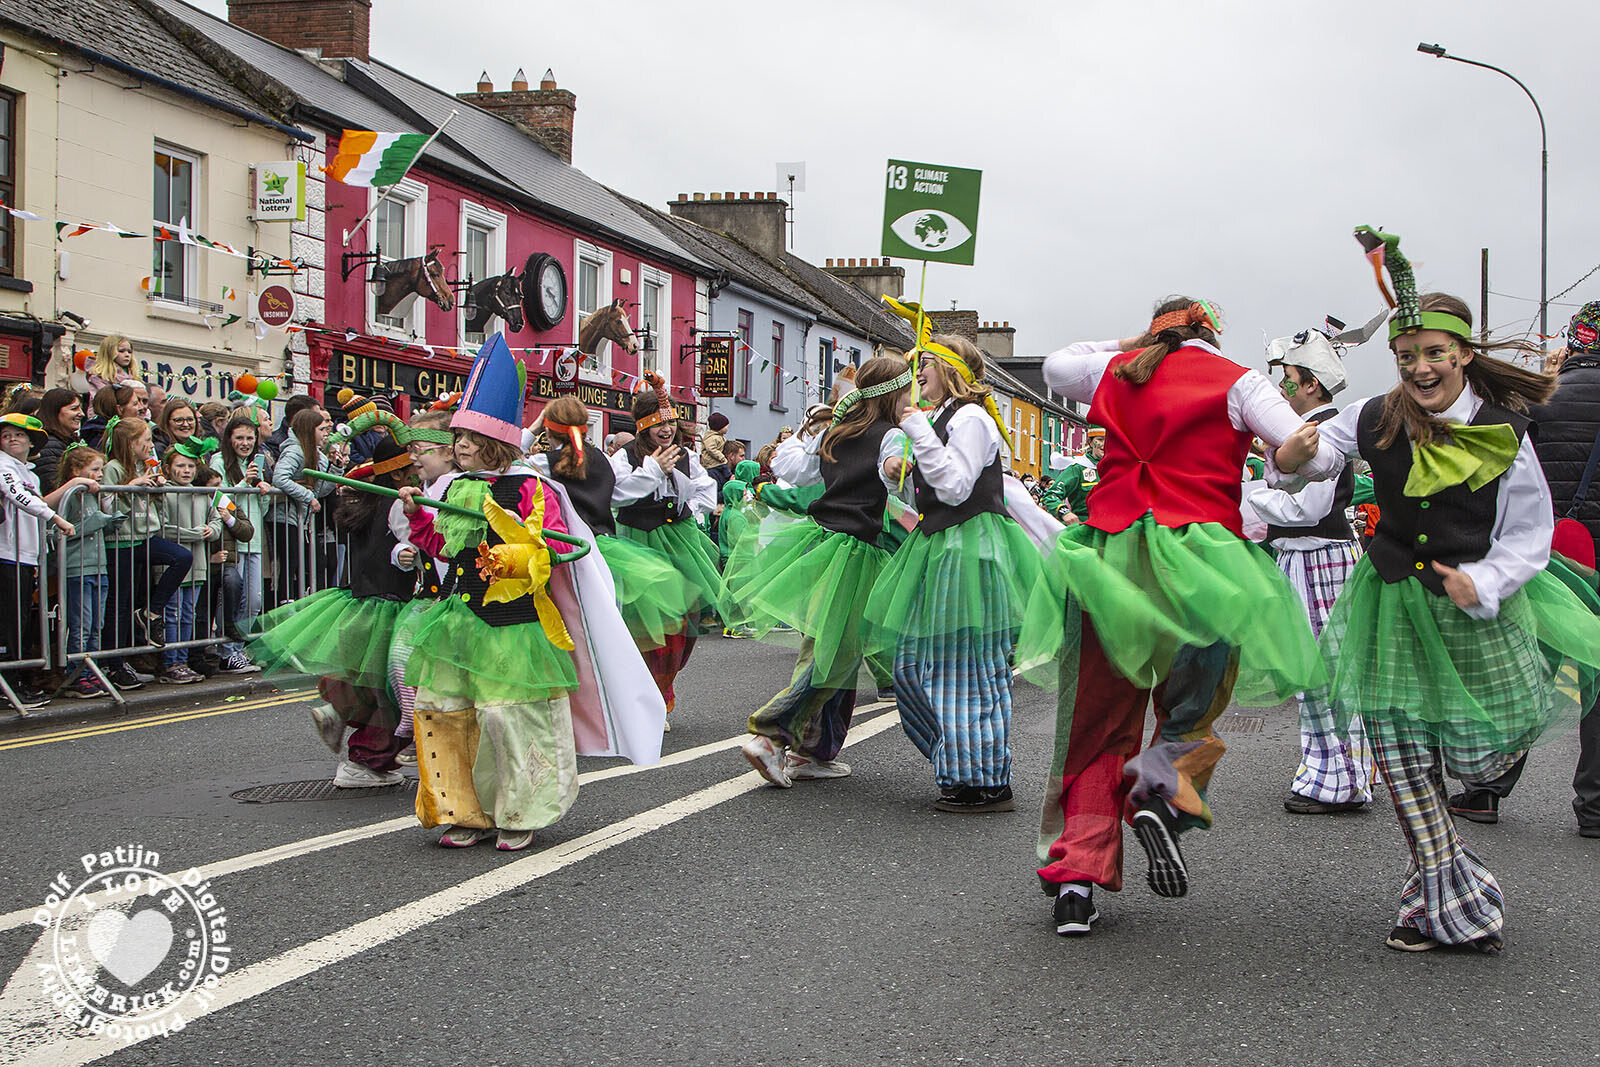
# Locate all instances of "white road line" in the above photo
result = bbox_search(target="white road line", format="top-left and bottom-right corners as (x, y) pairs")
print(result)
(2, 710), (904, 1066)
(0, 700), (894, 935)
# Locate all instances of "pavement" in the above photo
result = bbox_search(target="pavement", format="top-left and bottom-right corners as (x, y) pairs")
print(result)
(0, 636), (1595, 1066)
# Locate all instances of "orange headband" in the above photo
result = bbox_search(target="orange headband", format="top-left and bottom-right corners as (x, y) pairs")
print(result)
(545, 418), (586, 453)
(636, 408), (674, 432)
(1148, 301), (1223, 337)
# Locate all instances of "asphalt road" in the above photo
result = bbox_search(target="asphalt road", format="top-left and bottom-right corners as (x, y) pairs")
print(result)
(0, 637), (1595, 1066)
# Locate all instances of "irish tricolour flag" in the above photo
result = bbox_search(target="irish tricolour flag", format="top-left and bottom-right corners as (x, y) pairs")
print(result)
(325, 130), (429, 187)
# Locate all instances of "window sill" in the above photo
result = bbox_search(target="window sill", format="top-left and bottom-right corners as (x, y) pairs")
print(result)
(768, 404), (788, 414)
(733, 396), (755, 406)
(0, 277), (33, 293)
(147, 300), (208, 324)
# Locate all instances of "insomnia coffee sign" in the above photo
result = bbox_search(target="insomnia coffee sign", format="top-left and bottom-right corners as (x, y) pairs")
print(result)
(881, 159), (982, 266)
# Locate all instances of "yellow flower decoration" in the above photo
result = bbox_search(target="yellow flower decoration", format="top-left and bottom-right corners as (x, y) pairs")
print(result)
(474, 493), (575, 651)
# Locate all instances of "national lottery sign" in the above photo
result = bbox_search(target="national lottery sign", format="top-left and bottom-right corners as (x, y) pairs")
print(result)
(881, 159), (982, 266)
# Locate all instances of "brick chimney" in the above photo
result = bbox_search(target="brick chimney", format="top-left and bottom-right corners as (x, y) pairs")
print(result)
(669, 192), (788, 261)
(928, 309), (980, 343)
(459, 67), (576, 164)
(227, 0), (371, 60)
(977, 320), (1016, 359)
(822, 256), (904, 302)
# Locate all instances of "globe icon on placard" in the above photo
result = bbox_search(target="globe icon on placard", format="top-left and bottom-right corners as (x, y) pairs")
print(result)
(914, 213), (949, 247)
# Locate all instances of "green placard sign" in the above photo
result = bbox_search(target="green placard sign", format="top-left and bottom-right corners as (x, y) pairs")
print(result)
(881, 159), (982, 266)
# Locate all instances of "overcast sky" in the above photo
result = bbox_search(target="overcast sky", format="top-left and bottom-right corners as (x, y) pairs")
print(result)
(196, 0), (1598, 399)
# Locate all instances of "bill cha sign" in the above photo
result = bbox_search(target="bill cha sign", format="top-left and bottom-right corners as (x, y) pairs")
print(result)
(881, 159), (981, 266)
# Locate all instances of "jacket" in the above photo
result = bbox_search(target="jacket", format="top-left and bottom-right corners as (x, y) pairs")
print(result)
(1529, 355), (1600, 541)
(161, 490), (223, 585)
(268, 437), (337, 525)
(58, 487), (122, 579)
(101, 459), (164, 544)
(211, 451), (274, 545)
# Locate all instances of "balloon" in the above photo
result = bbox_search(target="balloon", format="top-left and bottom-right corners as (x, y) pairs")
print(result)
(73, 350), (91, 371)
(236, 373), (258, 394)
(256, 379), (279, 402)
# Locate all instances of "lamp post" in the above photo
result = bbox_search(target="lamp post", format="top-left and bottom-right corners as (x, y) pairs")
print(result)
(1418, 43), (1548, 348)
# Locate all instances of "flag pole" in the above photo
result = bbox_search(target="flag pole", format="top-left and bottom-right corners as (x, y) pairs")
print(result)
(341, 109), (459, 247)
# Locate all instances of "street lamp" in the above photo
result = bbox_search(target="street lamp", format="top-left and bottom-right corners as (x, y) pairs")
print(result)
(1417, 42), (1548, 348)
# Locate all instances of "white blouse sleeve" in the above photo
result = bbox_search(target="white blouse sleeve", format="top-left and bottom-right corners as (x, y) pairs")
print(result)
(1264, 397), (1368, 489)
(682, 455), (718, 518)
(610, 448), (665, 505)
(771, 432), (822, 487)
(1458, 435), (1553, 619)
(1041, 340), (1122, 405)
(901, 405), (999, 506)
(1231, 370), (1344, 482)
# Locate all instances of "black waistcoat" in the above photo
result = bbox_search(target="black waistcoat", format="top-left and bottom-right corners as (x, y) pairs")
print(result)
(443, 473), (540, 627)
(1265, 407), (1355, 544)
(551, 443), (616, 537)
(615, 445), (691, 532)
(809, 420), (894, 545)
(347, 501), (416, 602)
(1357, 397), (1528, 596)
(911, 402), (1006, 536)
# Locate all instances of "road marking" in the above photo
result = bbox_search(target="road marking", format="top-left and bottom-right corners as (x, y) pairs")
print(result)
(1, 710), (904, 1065)
(0, 690), (314, 752)
(0, 701), (896, 933)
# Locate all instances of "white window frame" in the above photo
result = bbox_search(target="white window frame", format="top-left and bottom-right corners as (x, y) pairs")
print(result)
(637, 263), (671, 387)
(458, 200), (507, 345)
(586, 410), (602, 444)
(152, 143), (200, 308)
(573, 238), (614, 380)
(365, 176), (429, 341)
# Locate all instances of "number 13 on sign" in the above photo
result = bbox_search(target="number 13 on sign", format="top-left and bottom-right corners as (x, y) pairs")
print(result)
(886, 163), (908, 190)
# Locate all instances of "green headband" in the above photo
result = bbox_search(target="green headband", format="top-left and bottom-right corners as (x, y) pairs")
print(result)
(1389, 311), (1473, 343)
(407, 427), (454, 445)
(831, 369), (913, 425)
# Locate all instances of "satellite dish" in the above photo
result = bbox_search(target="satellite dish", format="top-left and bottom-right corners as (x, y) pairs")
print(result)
(776, 161), (806, 194)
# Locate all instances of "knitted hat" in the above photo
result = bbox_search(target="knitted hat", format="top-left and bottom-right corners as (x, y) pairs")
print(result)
(633, 372), (675, 432)
(1569, 301), (1600, 354)
(708, 412), (729, 433)
(335, 388), (377, 422)
(451, 332), (526, 447)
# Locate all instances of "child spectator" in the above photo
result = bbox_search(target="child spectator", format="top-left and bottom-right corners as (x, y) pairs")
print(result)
(158, 444), (221, 684)
(212, 414), (270, 669)
(56, 444), (123, 698)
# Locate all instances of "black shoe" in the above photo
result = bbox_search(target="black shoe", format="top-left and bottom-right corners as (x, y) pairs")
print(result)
(1052, 890), (1098, 936)
(1385, 925), (1439, 952)
(1579, 825), (1600, 839)
(1283, 793), (1369, 815)
(1448, 790), (1500, 824)
(1131, 802), (1189, 898)
(108, 665), (144, 691)
(135, 609), (166, 647)
(9, 684), (49, 710)
(933, 784), (1017, 813)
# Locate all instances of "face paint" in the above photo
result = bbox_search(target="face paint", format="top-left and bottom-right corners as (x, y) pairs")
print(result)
(1280, 377), (1298, 399)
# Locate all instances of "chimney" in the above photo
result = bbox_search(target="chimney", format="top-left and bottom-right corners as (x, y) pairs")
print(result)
(459, 66), (577, 164)
(476, 71), (493, 93)
(977, 319), (1017, 359)
(823, 256), (906, 302)
(928, 309), (980, 343)
(668, 191), (788, 261)
(227, 0), (372, 60)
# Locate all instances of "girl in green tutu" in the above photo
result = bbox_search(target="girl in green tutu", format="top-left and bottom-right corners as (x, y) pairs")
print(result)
(863, 310), (1044, 814)
(728, 354), (912, 787)
(1022, 296), (1332, 937)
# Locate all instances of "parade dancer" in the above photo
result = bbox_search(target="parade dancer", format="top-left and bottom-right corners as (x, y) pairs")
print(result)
(1041, 428), (1103, 523)
(611, 374), (721, 725)
(1248, 327), (1373, 814)
(1020, 296), (1335, 936)
(1278, 229), (1600, 953)
(865, 301), (1043, 813)
(727, 355), (912, 787)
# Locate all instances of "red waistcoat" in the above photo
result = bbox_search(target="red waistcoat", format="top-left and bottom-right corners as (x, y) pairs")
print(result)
(1087, 345), (1252, 537)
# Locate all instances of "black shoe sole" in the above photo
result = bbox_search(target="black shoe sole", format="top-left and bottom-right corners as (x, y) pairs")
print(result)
(1055, 910), (1098, 936)
(1284, 797), (1369, 815)
(1132, 808), (1189, 898)
(1385, 927), (1439, 952)
(934, 795), (1017, 813)
(1449, 809), (1500, 825)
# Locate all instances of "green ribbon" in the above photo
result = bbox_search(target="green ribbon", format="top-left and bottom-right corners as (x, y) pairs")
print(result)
(1404, 423), (1519, 497)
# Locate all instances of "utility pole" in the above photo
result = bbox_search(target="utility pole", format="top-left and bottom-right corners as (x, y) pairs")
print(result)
(1480, 247), (1489, 341)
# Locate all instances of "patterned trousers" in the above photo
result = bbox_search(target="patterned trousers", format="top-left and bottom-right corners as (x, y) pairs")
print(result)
(893, 627), (1013, 789)
(1037, 604), (1236, 891)
(1280, 543), (1373, 803)
(1368, 715), (1522, 943)
(748, 639), (857, 761)
(644, 631), (696, 716)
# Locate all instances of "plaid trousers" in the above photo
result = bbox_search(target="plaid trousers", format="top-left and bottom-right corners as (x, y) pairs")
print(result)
(1281, 542), (1373, 803)
(1368, 715), (1522, 944)
(893, 626), (1014, 789)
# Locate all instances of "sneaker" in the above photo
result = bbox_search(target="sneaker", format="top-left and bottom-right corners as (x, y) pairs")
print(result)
(8, 684), (49, 710)
(158, 664), (203, 685)
(309, 704), (345, 753)
(333, 759), (405, 788)
(1283, 793), (1369, 815)
(786, 752), (851, 780)
(218, 651), (261, 674)
(396, 749), (417, 766)
(495, 828), (535, 851)
(1385, 926), (1439, 952)
(135, 609), (165, 647)
(1131, 802), (1189, 898)
(1579, 825), (1600, 839)
(107, 665), (144, 690)
(438, 825), (494, 848)
(1448, 790), (1500, 825)
(65, 676), (110, 700)
(1053, 889), (1098, 936)
(934, 784), (1017, 813)
(741, 735), (792, 788)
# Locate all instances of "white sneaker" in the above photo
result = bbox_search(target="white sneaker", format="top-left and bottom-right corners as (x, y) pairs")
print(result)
(439, 825), (494, 848)
(333, 759), (405, 788)
(786, 752), (851, 780)
(495, 828), (536, 851)
(310, 704), (345, 754)
(741, 735), (792, 788)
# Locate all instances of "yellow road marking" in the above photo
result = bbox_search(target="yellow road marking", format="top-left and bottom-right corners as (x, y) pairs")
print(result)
(0, 689), (314, 751)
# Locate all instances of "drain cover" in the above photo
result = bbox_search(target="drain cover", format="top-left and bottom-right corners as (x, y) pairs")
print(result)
(231, 778), (415, 803)
(1215, 715), (1265, 734)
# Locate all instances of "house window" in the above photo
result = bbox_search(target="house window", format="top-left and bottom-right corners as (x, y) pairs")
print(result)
(637, 264), (670, 382)
(367, 176), (429, 339)
(573, 239), (614, 376)
(770, 321), (784, 407)
(819, 339), (834, 394)
(735, 309), (753, 399)
(153, 145), (199, 303)
(462, 224), (491, 343)
(459, 201), (506, 345)
(0, 90), (15, 277)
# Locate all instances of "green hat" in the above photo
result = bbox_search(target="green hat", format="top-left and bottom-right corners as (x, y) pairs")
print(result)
(0, 412), (46, 448)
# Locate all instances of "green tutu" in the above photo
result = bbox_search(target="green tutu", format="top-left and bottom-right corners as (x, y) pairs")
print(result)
(402, 596), (578, 706)
(1014, 515), (1326, 705)
(249, 588), (405, 690)
(615, 519), (724, 635)
(595, 533), (698, 649)
(863, 511), (1042, 656)
(723, 517), (892, 687)
(1320, 557), (1600, 753)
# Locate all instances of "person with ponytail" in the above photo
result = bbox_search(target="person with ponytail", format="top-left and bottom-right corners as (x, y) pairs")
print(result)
(611, 374), (721, 725)
(1019, 294), (1334, 937)
(725, 354), (912, 786)
(863, 303), (1045, 814)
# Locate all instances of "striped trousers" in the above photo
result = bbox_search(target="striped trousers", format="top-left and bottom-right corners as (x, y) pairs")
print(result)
(892, 626), (1013, 789)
